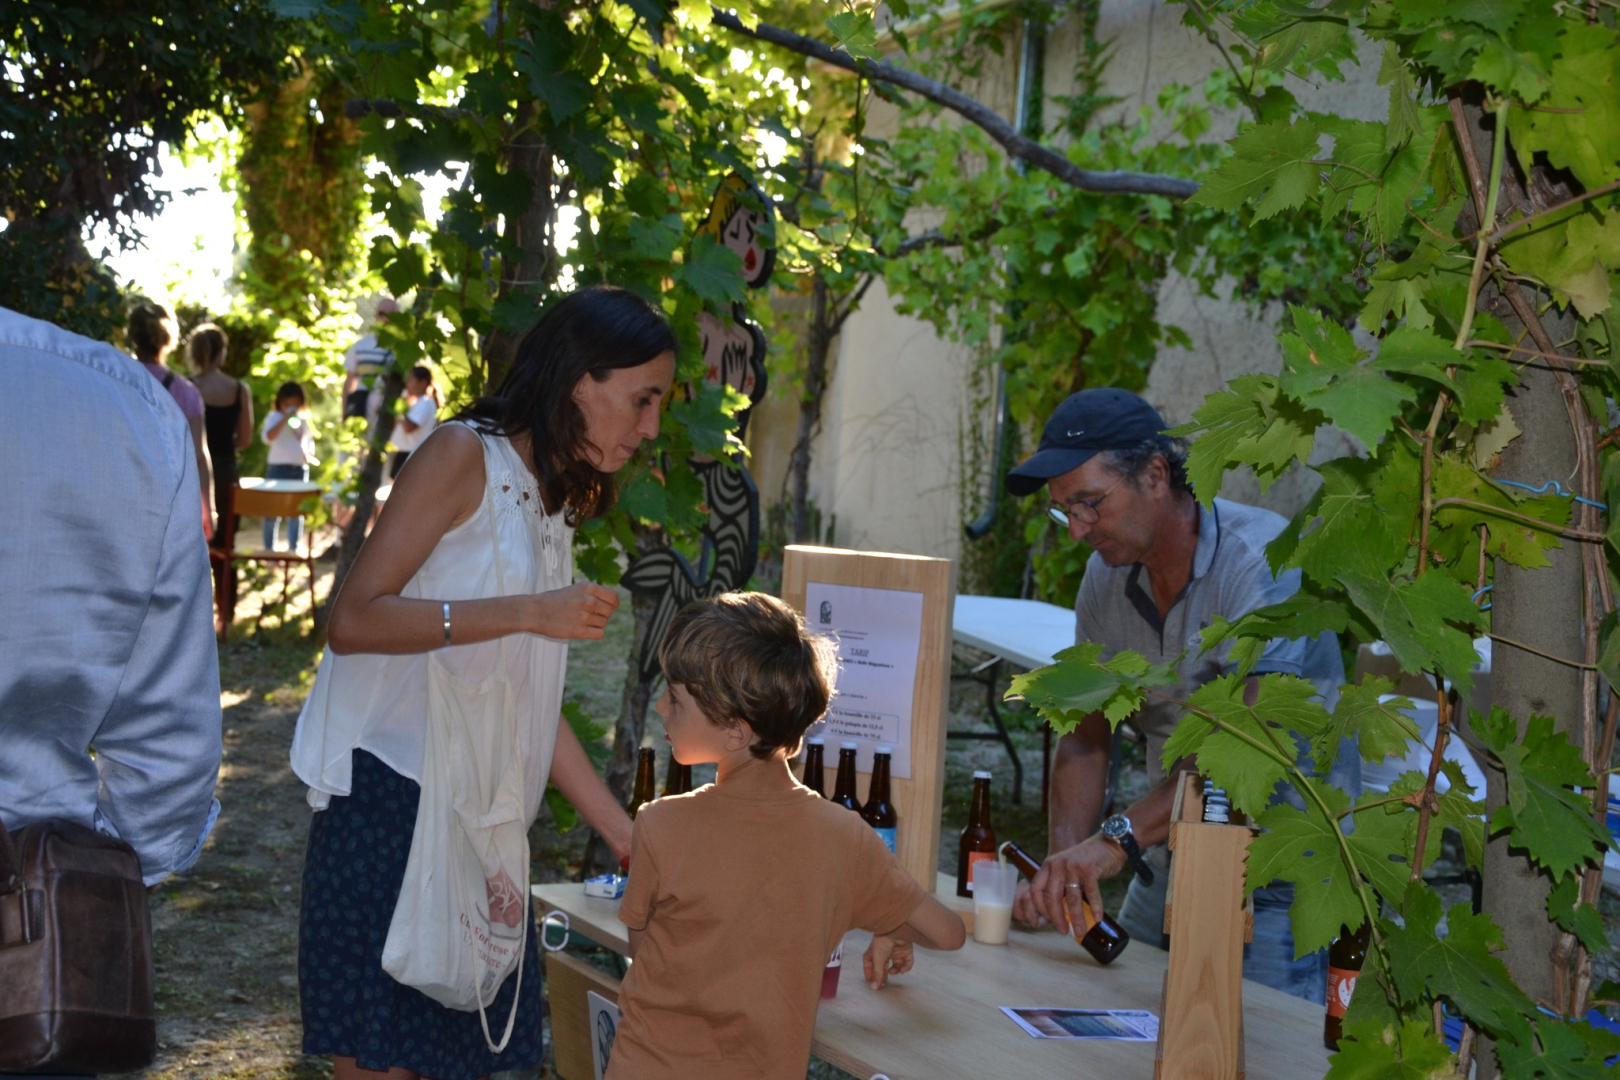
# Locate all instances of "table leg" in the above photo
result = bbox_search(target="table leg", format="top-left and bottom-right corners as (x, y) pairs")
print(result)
(946, 660), (1024, 804)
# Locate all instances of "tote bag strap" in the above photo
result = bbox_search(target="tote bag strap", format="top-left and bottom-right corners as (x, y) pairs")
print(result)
(467, 428), (528, 1054)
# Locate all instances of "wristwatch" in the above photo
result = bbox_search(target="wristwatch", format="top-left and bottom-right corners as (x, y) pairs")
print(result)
(1100, 814), (1154, 885)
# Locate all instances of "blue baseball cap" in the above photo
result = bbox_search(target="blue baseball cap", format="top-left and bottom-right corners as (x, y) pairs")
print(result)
(1004, 388), (1168, 497)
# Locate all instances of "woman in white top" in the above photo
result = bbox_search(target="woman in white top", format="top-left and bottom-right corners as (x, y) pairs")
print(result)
(292, 287), (675, 1080)
(389, 363), (441, 478)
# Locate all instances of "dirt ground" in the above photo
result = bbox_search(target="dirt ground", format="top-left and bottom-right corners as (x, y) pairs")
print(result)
(132, 555), (1618, 1079)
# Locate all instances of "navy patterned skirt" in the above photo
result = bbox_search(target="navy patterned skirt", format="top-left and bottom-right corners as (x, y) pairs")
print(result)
(299, 749), (544, 1079)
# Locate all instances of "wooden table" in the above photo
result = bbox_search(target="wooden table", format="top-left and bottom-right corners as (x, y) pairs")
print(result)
(532, 880), (1330, 1080)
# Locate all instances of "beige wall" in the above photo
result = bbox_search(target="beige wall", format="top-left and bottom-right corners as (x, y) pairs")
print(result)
(750, 3), (1387, 562)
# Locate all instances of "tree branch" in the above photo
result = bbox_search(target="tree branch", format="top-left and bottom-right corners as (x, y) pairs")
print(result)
(710, 9), (1200, 200)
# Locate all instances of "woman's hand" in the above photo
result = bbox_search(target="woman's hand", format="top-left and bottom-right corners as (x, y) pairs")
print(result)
(530, 583), (620, 640)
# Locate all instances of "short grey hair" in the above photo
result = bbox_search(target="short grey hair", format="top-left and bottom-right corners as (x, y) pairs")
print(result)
(1100, 435), (1193, 497)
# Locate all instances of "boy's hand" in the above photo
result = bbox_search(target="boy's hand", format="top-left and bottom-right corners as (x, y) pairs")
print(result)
(863, 935), (914, 990)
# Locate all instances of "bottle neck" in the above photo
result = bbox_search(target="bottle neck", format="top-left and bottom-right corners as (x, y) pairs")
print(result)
(869, 757), (891, 801)
(999, 841), (1040, 880)
(968, 779), (991, 826)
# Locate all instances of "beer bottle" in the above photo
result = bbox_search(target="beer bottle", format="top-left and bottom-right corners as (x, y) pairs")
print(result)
(1324, 921), (1370, 1049)
(801, 737), (827, 798)
(956, 770), (997, 898)
(999, 840), (1129, 966)
(861, 746), (898, 853)
(831, 742), (862, 812)
(627, 747), (658, 819)
(661, 751), (692, 798)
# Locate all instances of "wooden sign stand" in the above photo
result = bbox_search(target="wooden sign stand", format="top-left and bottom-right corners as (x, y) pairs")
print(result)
(780, 544), (955, 894)
(1155, 774), (1256, 1080)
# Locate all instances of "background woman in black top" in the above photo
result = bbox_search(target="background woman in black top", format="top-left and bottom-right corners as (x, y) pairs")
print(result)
(187, 322), (252, 543)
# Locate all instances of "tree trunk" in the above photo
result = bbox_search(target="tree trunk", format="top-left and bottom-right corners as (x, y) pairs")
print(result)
(479, 99), (555, 390)
(788, 272), (832, 544)
(313, 367), (404, 634)
(1451, 94), (1592, 1079)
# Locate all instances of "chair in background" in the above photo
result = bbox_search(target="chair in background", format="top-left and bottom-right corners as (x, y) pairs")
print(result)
(209, 477), (323, 638)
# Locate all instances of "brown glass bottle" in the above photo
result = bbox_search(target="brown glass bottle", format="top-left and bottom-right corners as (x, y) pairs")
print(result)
(801, 737), (827, 798)
(957, 770), (998, 898)
(661, 752), (692, 798)
(861, 746), (898, 853)
(1324, 921), (1370, 1049)
(1000, 840), (1130, 966)
(831, 742), (862, 812)
(627, 747), (658, 819)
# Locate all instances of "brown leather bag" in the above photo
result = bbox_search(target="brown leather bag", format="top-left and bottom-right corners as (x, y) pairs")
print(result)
(0, 818), (156, 1072)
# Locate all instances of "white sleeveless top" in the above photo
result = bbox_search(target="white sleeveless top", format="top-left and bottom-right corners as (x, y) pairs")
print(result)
(291, 424), (574, 823)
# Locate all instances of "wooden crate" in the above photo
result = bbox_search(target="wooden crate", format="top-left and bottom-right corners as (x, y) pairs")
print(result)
(547, 950), (622, 1080)
(1155, 773), (1255, 1080)
(781, 545), (955, 893)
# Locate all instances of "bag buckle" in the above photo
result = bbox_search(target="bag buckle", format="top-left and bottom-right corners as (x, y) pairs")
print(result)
(0, 886), (43, 947)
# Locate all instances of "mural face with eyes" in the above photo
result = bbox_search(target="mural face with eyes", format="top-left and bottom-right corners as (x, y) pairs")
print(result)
(721, 205), (770, 287)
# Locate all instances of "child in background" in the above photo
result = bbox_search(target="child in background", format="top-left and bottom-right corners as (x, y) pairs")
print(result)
(607, 593), (965, 1080)
(260, 380), (318, 551)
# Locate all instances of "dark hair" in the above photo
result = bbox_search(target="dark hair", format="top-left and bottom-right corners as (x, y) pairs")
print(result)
(658, 593), (838, 761)
(1101, 435), (1193, 498)
(461, 287), (677, 524)
(409, 364), (433, 383)
(187, 322), (228, 372)
(275, 380), (306, 406)
(127, 300), (177, 360)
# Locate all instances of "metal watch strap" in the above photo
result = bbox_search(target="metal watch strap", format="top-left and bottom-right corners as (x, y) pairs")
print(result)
(1104, 815), (1155, 886)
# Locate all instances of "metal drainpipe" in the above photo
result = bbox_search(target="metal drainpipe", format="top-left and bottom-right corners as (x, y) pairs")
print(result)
(965, 17), (1044, 540)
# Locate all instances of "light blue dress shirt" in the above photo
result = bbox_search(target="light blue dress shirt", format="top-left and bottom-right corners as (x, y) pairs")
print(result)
(0, 307), (221, 885)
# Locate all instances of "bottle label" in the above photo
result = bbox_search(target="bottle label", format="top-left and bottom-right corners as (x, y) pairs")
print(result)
(966, 851), (995, 891)
(1326, 966), (1359, 1018)
(874, 827), (897, 853)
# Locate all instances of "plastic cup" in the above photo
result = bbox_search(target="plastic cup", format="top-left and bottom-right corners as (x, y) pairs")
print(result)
(972, 862), (1020, 945)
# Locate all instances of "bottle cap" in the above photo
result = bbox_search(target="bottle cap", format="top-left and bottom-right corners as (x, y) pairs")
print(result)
(874, 746), (893, 755)
(806, 737), (825, 745)
(839, 741), (859, 750)
(973, 770), (992, 780)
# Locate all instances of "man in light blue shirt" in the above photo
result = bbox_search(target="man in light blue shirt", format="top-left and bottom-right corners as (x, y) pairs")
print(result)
(0, 306), (220, 886)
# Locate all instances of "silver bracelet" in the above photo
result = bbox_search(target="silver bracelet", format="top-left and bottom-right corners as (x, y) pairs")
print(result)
(442, 601), (452, 647)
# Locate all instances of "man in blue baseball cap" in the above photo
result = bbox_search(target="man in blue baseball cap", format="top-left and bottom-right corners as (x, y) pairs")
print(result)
(1005, 387), (1354, 1004)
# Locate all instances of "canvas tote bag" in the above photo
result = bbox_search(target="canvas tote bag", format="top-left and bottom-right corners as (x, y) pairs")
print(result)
(382, 435), (531, 1052)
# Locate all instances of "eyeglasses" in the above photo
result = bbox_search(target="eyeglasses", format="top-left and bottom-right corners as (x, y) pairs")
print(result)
(1048, 474), (1126, 527)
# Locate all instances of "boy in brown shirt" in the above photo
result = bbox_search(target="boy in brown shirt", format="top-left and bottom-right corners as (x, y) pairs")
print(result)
(607, 592), (966, 1080)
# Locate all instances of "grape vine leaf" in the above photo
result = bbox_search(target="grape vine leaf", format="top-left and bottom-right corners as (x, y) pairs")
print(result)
(1324, 1019), (1456, 1080)
(1169, 374), (1324, 506)
(1387, 760), (1486, 870)
(1471, 709), (1612, 877)
(1495, 1012), (1620, 1079)
(825, 11), (882, 61)
(1378, 42), (1423, 150)
(677, 234), (746, 307)
(1316, 677), (1420, 772)
(1245, 784), (1384, 955)
(1197, 589), (1366, 676)
(1007, 644), (1178, 735)
(1376, 325), (1515, 425)
(1507, 25), (1620, 193)
(1385, 882), (1533, 1034)
(1166, 675), (1328, 821)
(1335, 571), (1482, 693)
(1279, 304), (1416, 446)
(1547, 875), (1608, 954)
(1271, 451), (1414, 582)
(1189, 117), (1323, 221)
(1428, 455), (1568, 572)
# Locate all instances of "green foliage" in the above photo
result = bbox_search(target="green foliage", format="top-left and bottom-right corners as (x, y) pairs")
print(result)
(544, 701), (610, 832)
(1012, 0), (1620, 1068)
(0, 0), (291, 333)
(277, 0), (812, 586)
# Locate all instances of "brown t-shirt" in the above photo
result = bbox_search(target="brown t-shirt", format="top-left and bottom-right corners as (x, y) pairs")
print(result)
(607, 754), (925, 1080)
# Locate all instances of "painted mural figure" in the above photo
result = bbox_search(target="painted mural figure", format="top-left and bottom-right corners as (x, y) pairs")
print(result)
(622, 173), (773, 682)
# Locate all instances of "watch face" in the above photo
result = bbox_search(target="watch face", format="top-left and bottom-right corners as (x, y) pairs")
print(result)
(1102, 816), (1127, 840)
